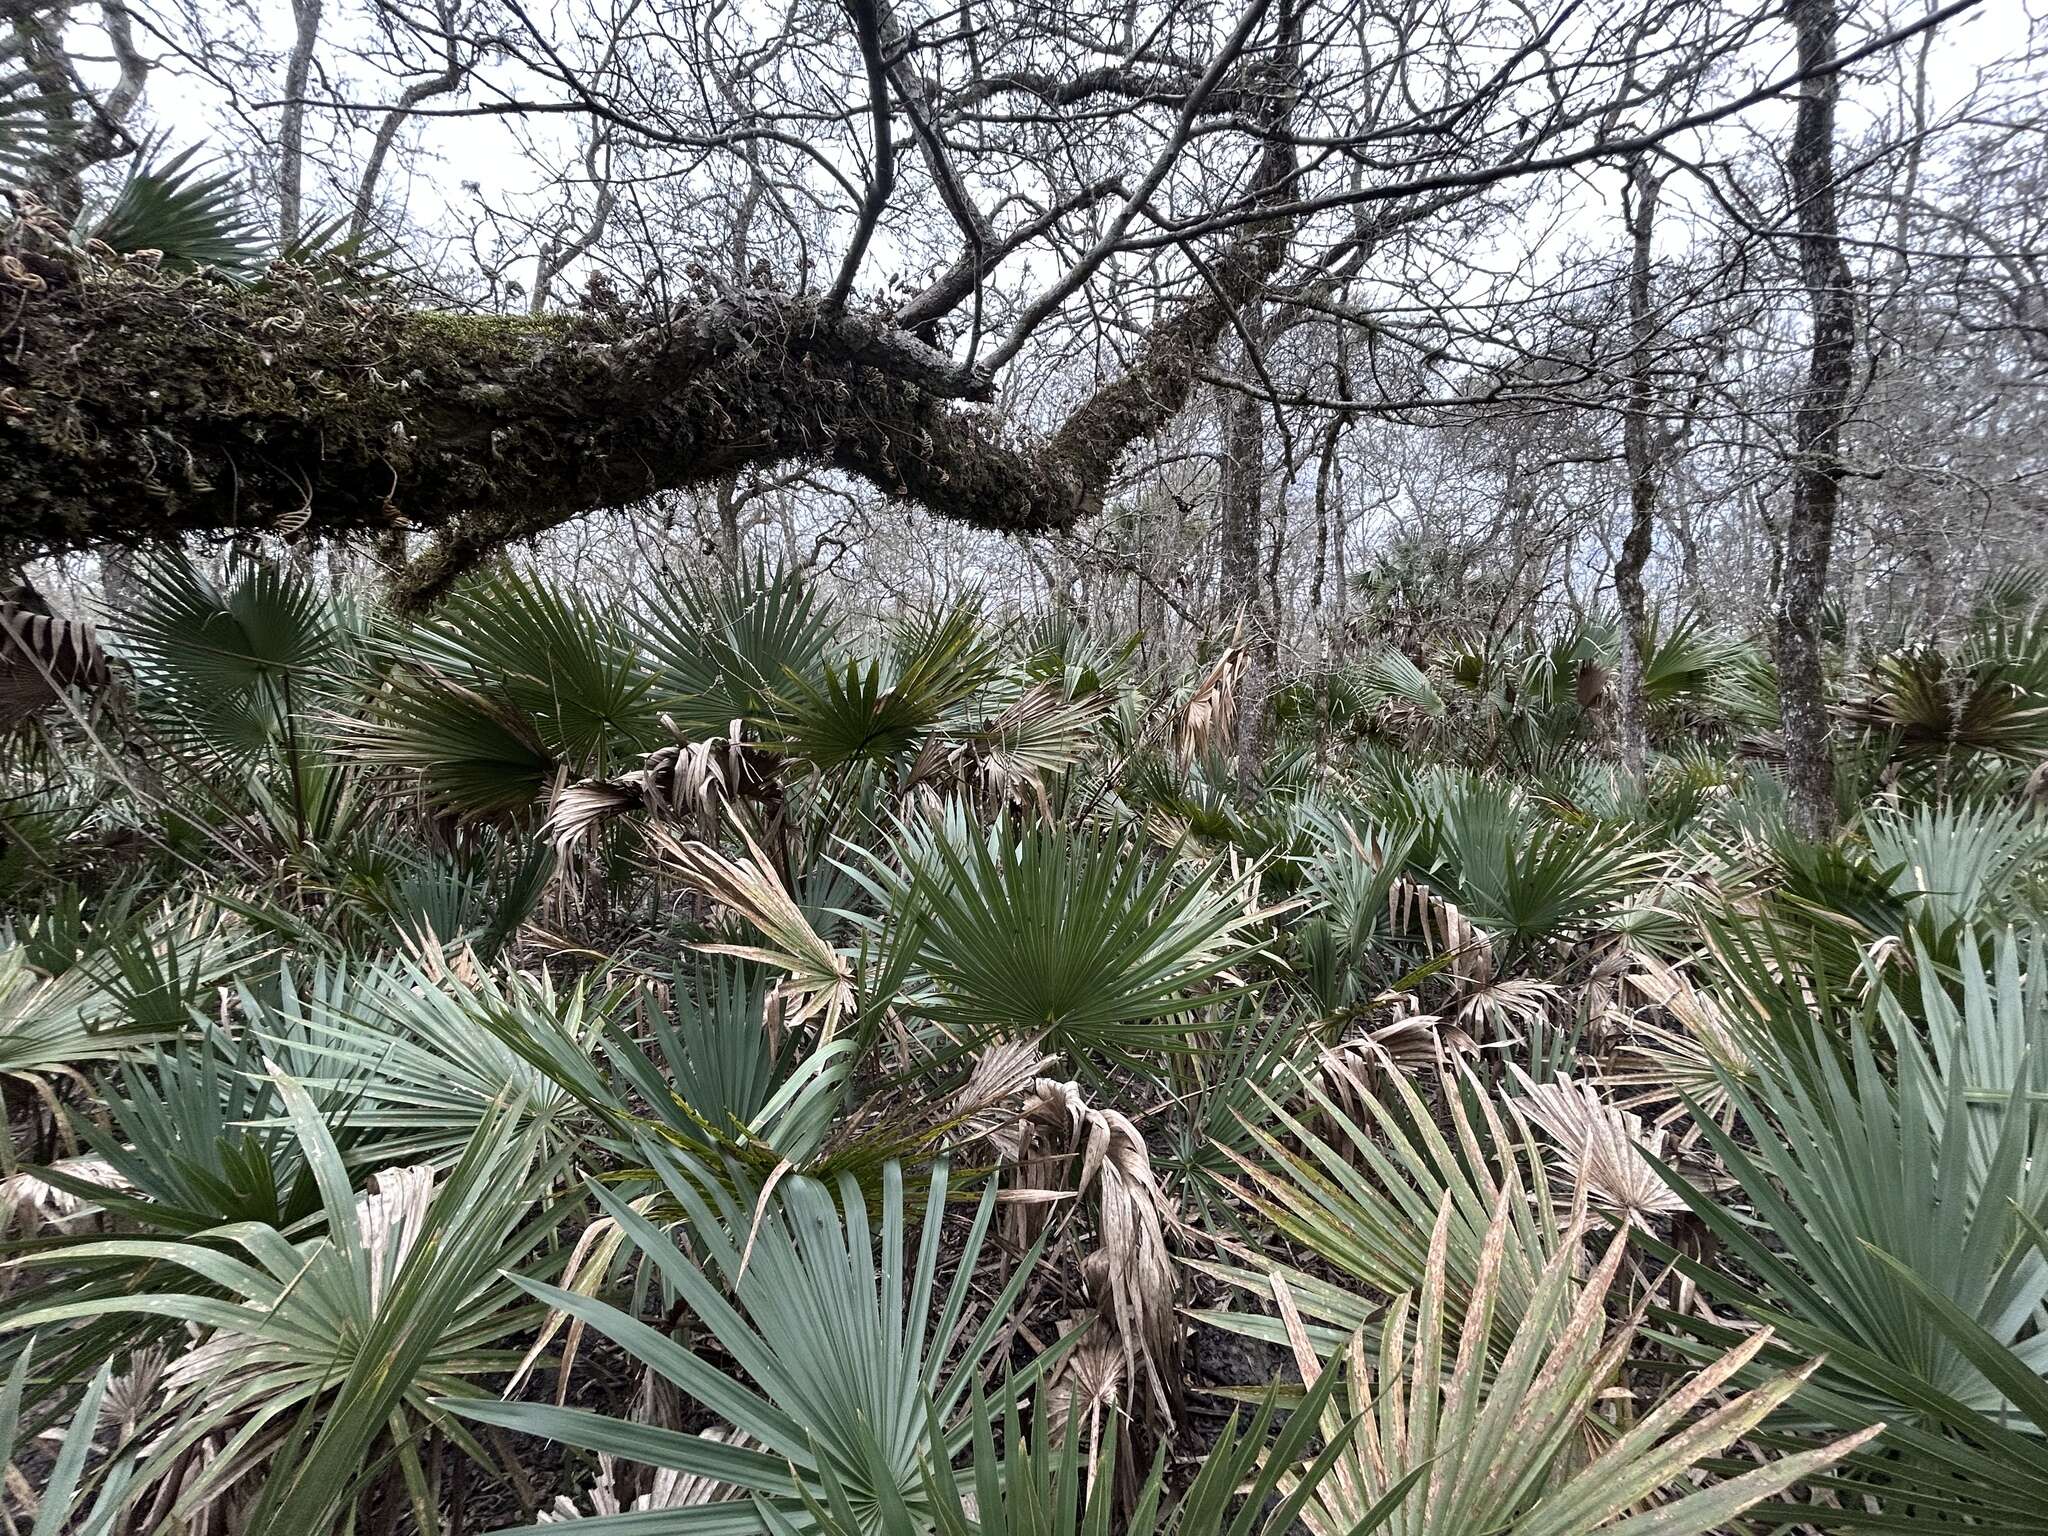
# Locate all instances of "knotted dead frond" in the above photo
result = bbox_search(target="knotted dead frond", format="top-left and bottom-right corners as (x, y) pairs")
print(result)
(1176, 631), (1248, 764)
(1508, 1067), (1690, 1228)
(649, 817), (853, 1039)
(547, 719), (780, 855)
(1002, 1078), (1181, 1427)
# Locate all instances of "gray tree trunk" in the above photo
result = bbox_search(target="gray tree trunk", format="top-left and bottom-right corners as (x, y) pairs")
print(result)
(1774, 0), (1857, 840)
(1218, 313), (1273, 803)
(1615, 160), (1663, 787)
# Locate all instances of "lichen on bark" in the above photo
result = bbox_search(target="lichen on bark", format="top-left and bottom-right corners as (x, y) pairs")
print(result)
(1, 230), (1096, 605)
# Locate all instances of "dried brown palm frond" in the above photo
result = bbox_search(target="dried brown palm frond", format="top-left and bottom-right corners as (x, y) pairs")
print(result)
(649, 817), (853, 1040)
(1315, 1011), (1480, 1124)
(1605, 953), (1754, 1136)
(902, 681), (1112, 820)
(2025, 755), (2048, 815)
(1578, 942), (1642, 1047)
(966, 1071), (1181, 1431)
(1507, 1067), (1690, 1229)
(942, 1034), (1057, 1146)
(1175, 629), (1248, 765)
(355, 1163), (437, 1313)
(547, 719), (780, 855)
(0, 1155), (128, 1235)
(1385, 876), (1562, 1041)
(1574, 655), (1613, 712)
(1, 585), (110, 730)
(1388, 876), (1494, 988)
(100, 1346), (170, 1441)
(1044, 1317), (1129, 1503)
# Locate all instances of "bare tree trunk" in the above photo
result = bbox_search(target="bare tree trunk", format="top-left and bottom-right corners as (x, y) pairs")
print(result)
(100, 544), (141, 614)
(712, 473), (742, 573)
(1615, 158), (1664, 786)
(1774, 0), (1857, 840)
(349, 0), (465, 242)
(12, 0), (149, 219)
(1218, 313), (1273, 802)
(278, 0), (325, 246)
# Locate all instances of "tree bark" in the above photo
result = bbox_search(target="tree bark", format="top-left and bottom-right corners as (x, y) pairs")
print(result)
(278, 0), (325, 247)
(1774, 0), (1858, 840)
(1, 87), (1298, 611)
(1615, 158), (1663, 786)
(1218, 311), (1273, 802)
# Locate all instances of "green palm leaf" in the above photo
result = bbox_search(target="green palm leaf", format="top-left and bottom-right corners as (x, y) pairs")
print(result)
(854, 808), (1271, 1073)
(446, 1153), (1048, 1531)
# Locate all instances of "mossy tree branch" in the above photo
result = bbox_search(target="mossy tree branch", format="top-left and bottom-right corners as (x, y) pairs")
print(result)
(1, 127), (1292, 609)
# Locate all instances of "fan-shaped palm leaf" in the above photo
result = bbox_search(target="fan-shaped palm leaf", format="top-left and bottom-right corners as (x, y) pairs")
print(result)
(856, 809), (1271, 1073)
(1277, 1190), (1876, 1536)
(82, 142), (267, 274)
(448, 1153), (1047, 1532)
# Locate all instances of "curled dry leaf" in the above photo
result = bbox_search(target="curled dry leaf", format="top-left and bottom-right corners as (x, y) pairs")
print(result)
(537, 1432), (750, 1520)
(1507, 1067), (1690, 1228)
(546, 720), (780, 855)
(988, 1077), (1182, 1427)
(1, 1155), (129, 1234)
(1176, 630), (1248, 765)
(942, 1035), (1058, 1147)
(649, 816), (854, 1040)
(903, 680), (1112, 821)
(1315, 1015), (1479, 1124)
(1, 588), (111, 730)
(1386, 875), (1560, 1040)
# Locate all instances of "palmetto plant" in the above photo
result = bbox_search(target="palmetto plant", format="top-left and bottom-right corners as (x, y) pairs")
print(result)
(1653, 933), (2048, 1428)
(344, 567), (663, 820)
(1275, 1190), (1878, 1536)
(1387, 770), (1665, 956)
(13, 542), (2044, 1536)
(84, 142), (269, 274)
(450, 1154), (1046, 1532)
(0, 1347), (136, 1536)
(0, 896), (244, 1083)
(6, 1096), (568, 1532)
(1195, 1070), (1566, 1352)
(247, 954), (601, 1167)
(1840, 607), (2048, 782)
(636, 558), (841, 739)
(856, 808), (1272, 1074)
(115, 553), (354, 764)
(769, 597), (1002, 774)
(1862, 798), (2048, 940)
(765, 1366), (1415, 1536)
(76, 1025), (357, 1231)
